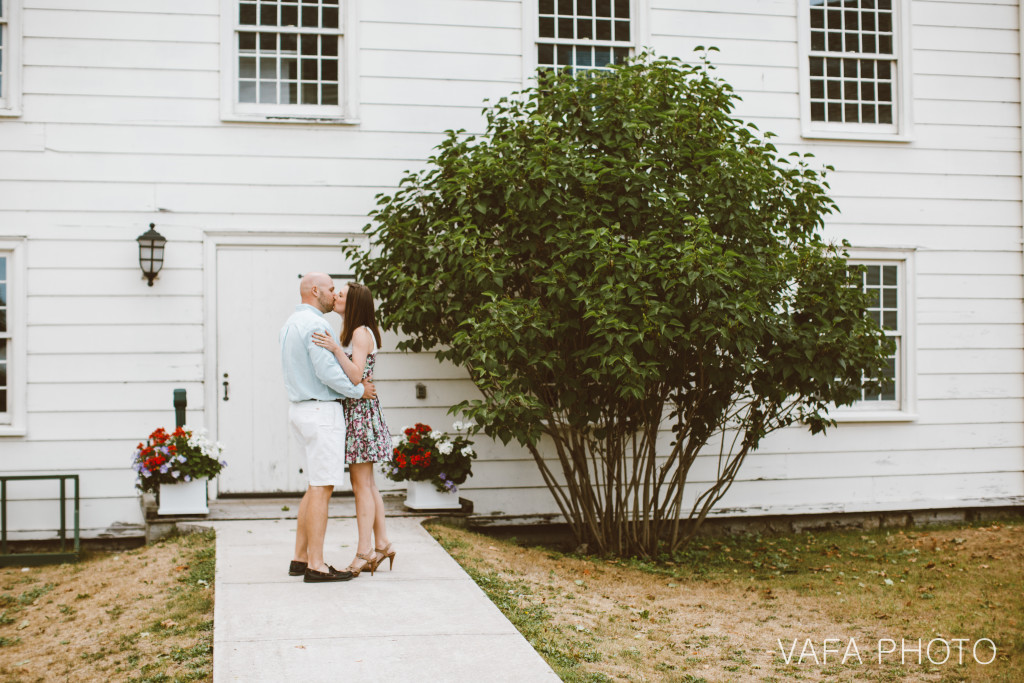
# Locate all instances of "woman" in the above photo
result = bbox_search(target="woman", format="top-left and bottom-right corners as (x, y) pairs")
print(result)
(311, 282), (396, 576)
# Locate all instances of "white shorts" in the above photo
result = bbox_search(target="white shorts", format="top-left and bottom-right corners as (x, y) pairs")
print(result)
(288, 401), (347, 487)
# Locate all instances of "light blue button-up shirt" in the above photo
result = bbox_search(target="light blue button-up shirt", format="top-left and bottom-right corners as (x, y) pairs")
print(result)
(280, 304), (365, 402)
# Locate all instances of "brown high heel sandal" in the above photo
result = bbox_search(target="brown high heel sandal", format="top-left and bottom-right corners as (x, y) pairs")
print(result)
(345, 551), (378, 577)
(373, 543), (396, 571)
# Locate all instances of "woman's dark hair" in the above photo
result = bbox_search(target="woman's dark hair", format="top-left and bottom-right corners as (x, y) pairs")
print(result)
(341, 282), (382, 348)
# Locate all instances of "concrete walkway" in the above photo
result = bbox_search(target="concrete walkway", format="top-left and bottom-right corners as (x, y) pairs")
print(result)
(209, 515), (560, 682)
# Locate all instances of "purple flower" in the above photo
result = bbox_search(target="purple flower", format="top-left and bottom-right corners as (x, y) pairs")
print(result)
(184, 475), (192, 482)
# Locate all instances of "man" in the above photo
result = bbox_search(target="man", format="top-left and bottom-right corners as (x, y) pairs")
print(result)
(281, 272), (377, 583)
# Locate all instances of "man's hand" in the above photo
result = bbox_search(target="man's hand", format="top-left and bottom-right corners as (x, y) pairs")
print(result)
(361, 379), (377, 400)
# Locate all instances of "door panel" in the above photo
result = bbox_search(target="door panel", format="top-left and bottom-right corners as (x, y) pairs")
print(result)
(216, 245), (352, 493)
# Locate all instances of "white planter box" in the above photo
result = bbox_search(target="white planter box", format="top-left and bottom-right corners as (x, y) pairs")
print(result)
(404, 480), (462, 510)
(158, 478), (209, 515)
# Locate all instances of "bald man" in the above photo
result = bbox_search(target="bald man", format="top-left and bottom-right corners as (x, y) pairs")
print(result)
(281, 272), (377, 583)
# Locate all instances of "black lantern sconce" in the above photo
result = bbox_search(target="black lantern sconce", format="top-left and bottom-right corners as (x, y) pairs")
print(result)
(137, 223), (167, 286)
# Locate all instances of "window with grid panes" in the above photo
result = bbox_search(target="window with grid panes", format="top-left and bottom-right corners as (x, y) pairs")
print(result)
(537, 0), (632, 73)
(807, 0), (899, 131)
(226, 0), (351, 119)
(857, 263), (900, 403)
(0, 255), (9, 419)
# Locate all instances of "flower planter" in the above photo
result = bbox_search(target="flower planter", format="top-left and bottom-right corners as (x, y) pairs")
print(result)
(157, 477), (209, 515)
(404, 480), (462, 510)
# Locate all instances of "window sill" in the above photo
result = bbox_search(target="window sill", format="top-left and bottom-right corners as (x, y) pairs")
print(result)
(801, 129), (913, 143)
(0, 108), (23, 118)
(831, 410), (917, 423)
(221, 113), (360, 126)
(0, 425), (27, 437)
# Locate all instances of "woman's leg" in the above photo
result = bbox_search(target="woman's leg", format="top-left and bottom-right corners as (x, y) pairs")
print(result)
(348, 463), (377, 565)
(368, 470), (390, 550)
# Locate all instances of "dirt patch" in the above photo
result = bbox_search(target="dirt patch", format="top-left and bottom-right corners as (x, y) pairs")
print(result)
(0, 530), (214, 683)
(429, 520), (1023, 682)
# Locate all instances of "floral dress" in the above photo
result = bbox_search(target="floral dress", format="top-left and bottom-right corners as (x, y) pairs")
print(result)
(341, 327), (393, 464)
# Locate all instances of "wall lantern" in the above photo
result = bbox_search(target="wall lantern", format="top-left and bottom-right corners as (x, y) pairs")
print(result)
(137, 223), (167, 286)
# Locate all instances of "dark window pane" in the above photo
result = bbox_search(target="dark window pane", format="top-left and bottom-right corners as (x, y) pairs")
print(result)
(577, 18), (592, 38)
(0, 389), (6, 413)
(540, 0), (554, 14)
(861, 103), (876, 123)
(868, 310), (881, 326)
(282, 5), (298, 26)
(323, 6), (338, 29)
(845, 102), (859, 120)
(844, 80), (858, 99)
(860, 81), (875, 100)
(826, 58), (840, 77)
(613, 47), (629, 62)
(866, 266), (880, 286)
(844, 31), (859, 52)
(879, 0), (892, 9)
(558, 17), (574, 38)
(322, 36), (337, 57)
(878, 60), (891, 79)
(596, 0), (611, 17)
(301, 59), (318, 80)
(301, 34), (318, 56)
(810, 7), (824, 29)
(879, 35), (892, 54)
(861, 59), (874, 78)
(322, 59), (338, 81)
(614, 20), (629, 41)
(260, 32), (276, 50)
(827, 79), (841, 99)
(827, 9), (841, 30)
(322, 83), (338, 105)
(301, 82), (319, 104)
(811, 101), (825, 121)
(301, 5), (319, 28)
(844, 10), (859, 30)
(282, 57), (297, 79)
(827, 31), (841, 51)
(282, 33), (298, 52)
(596, 19), (611, 40)
(843, 58), (858, 76)
(810, 56), (824, 77)
(240, 32), (257, 50)
(614, 0), (629, 18)
(862, 34), (876, 53)
(879, 11), (892, 33)
(538, 43), (554, 65)
(811, 30), (825, 51)
(594, 47), (611, 67)
(240, 2), (257, 25)
(285, 81), (298, 103)
(576, 48), (592, 67)
(879, 104), (893, 123)
(883, 311), (897, 329)
(557, 45), (572, 65)
(810, 79), (824, 98)
(878, 82), (892, 102)
(559, 0), (574, 14)
(862, 12), (875, 31)
(577, 0), (592, 15)
(539, 17), (555, 37)
(882, 288), (897, 308)
(882, 265), (897, 286)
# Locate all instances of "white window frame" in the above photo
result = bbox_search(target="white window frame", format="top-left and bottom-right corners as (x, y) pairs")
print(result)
(797, 0), (913, 142)
(0, 0), (23, 117)
(0, 237), (26, 436)
(219, 0), (360, 124)
(834, 248), (916, 422)
(522, 0), (648, 84)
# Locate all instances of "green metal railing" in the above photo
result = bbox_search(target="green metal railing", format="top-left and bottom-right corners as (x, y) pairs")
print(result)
(0, 474), (80, 566)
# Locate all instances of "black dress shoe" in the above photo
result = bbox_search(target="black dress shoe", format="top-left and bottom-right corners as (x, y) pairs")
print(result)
(303, 565), (354, 583)
(288, 560), (307, 576)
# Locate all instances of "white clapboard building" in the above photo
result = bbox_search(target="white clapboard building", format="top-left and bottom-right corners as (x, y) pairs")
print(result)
(1, 0), (1022, 540)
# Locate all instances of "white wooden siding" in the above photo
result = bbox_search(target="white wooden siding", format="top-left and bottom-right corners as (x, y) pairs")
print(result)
(0, 0), (1021, 538)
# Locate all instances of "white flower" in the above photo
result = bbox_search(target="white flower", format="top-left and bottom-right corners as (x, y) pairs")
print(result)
(391, 436), (402, 448)
(437, 441), (454, 455)
(452, 421), (464, 432)
(429, 430), (443, 440)
(461, 445), (474, 456)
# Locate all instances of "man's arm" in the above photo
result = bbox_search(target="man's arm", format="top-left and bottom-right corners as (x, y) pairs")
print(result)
(306, 329), (365, 399)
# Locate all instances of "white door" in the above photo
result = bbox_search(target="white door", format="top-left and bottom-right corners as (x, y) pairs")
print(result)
(215, 245), (353, 494)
